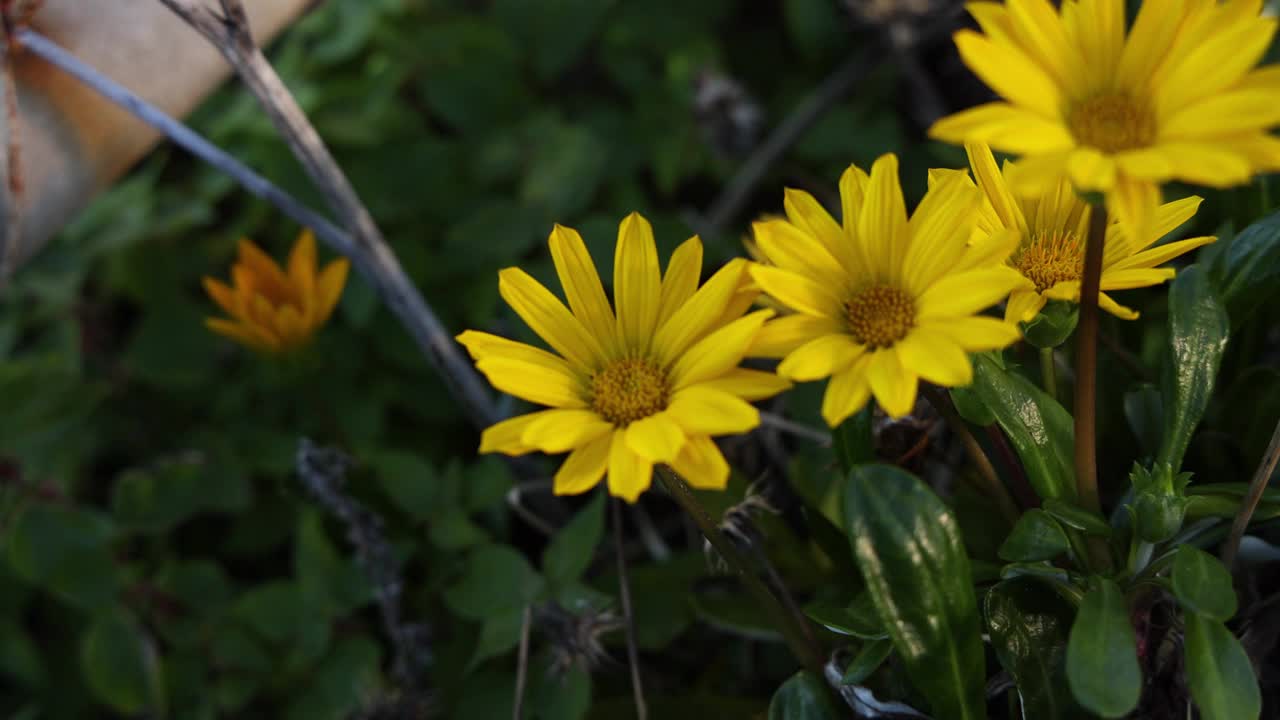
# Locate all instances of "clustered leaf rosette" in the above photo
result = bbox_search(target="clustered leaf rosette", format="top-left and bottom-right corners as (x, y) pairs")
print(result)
(958, 142), (1215, 322)
(457, 214), (791, 502)
(929, 0), (1280, 240)
(745, 153), (1031, 427)
(203, 230), (349, 353)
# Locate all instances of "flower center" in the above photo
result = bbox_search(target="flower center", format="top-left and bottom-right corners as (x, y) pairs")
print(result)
(845, 284), (916, 349)
(1012, 230), (1083, 293)
(590, 358), (670, 426)
(1067, 93), (1156, 153)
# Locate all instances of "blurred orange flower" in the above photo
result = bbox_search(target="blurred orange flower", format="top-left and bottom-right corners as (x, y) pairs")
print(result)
(202, 230), (348, 353)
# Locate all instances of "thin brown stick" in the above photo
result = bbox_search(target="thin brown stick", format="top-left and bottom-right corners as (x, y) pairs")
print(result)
(612, 498), (648, 720)
(154, 0), (498, 429)
(512, 604), (532, 720)
(1221, 419), (1280, 571)
(0, 3), (22, 288)
(923, 387), (1020, 526)
(1074, 207), (1107, 515)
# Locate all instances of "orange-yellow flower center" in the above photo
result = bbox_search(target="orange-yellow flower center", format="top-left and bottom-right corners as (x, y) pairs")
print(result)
(845, 284), (915, 349)
(590, 358), (670, 426)
(1068, 93), (1156, 153)
(1012, 230), (1083, 293)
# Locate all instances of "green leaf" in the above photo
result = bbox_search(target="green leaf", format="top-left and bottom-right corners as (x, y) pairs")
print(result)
(444, 544), (545, 621)
(1066, 578), (1140, 717)
(368, 450), (437, 519)
(1122, 384), (1163, 460)
(1020, 300), (1079, 349)
(831, 406), (873, 476)
(843, 465), (986, 719)
(529, 658), (592, 720)
(768, 671), (843, 720)
(972, 354), (1076, 501)
(1157, 266), (1229, 470)
(1171, 545), (1237, 621)
(469, 607), (525, 670)
(840, 638), (893, 685)
(295, 511), (371, 617)
(1042, 498), (1112, 537)
(1208, 207), (1280, 327)
(999, 509), (1071, 562)
(1184, 612), (1261, 720)
(986, 578), (1082, 720)
(804, 595), (887, 640)
(80, 609), (166, 715)
(7, 503), (118, 609)
(542, 492), (606, 590)
(950, 385), (995, 426)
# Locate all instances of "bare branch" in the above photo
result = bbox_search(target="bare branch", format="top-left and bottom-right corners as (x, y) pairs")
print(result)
(1222, 419), (1280, 571)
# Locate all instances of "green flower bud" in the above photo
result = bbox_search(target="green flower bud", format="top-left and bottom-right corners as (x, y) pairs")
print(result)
(1019, 300), (1079, 349)
(1128, 462), (1193, 543)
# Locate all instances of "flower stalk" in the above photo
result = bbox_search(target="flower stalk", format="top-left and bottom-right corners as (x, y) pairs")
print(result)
(655, 466), (826, 676)
(1040, 347), (1058, 401)
(1075, 206), (1112, 571)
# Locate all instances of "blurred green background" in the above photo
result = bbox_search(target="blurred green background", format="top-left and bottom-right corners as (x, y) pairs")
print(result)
(2, 0), (1278, 718)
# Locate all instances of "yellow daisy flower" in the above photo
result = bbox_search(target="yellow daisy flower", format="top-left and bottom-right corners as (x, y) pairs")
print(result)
(747, 153), (1030, 426)
(929, 0), (1280, 237)
(959, 142), (1215, 322)
(203, 230), (349, 353)
(458, 213), (790, 502)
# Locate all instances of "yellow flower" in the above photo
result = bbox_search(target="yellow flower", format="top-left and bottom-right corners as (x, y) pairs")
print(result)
(960, 142), (1215, 322)
(747, 153), (1029, 426)
(929, 0), (1280, 238)
(458, 213), (790, 502)
(202, 230), (349, 353)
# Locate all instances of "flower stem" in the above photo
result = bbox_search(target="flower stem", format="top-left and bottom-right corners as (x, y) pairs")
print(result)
(1040, 346), (1058, 401)
(1221, 418), (1280, 571)
(612, 498), (648, 720)
(1075, 205), (1112, 571)
(655, 466), (826, 676)
(923, 386), (1021, 526)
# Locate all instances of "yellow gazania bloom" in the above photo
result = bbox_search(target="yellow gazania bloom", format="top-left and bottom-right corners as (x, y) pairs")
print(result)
(202, 230), (349, 353)
(458, 213), (790, 502)
(929, 0), (1280, 238)
(959, 142), (1215, 321)
(747, 154), (1030, 426)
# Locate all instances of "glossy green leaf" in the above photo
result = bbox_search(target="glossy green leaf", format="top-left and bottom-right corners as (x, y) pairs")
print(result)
(1171, 545), (1237, 621)
(950, 385), (996, 426)
(1042, 498), (1112, 537)
(1066, 579), (1140, 717)
(1208, 207), (1280, 327)
(840, 638), (893, 685)
(1157, 266), (1229, 470)
(80, 609), (166, 715)
(999, 509), (1071, 562)
(542, 491), (606, 590)
(843, 464), (986, 719)
(1020, 300), (1079, 349)
(804, 594), (887, 640)
(986, 578), (1082, 720)
(768, 671), (843, 720)
(972, 354), (1076, 501)
(1184, 612), (1261, 720)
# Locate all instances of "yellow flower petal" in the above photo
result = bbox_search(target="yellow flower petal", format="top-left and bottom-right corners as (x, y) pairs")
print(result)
(553, 433), (612, 495)
(521, 409), (614, 454)
(670, 435), (730, 491)
(653, 259), (746, 365)
(820, 356), (873, 428)
(658, 236), (704, 327)
(237, 238), (291, 297)
(607, 430), (653, 502)
(288, 230), (318, 300)
(549, 224), (617, 354)
(625, 412), (687, 464)
(921, 317), (1023, 352)
(499, 267), (605, 371)
(1067, 148), (1117, 191)
(904, 172), (982, 293)
(955, 229), (1020, 274)
(475, 357), (588, 409)
(1162, 90), (1280, 140)
(895, 328), (974, 387)
(838, 164), (874, 272)
(1109, 235), (1214, 272)
(1002, 151), (1074, 194)
(777, 333), (866, 382)
(455, 330), (575, 372)
(695, 368), (792, 402)
(1098, 292), (1139, 320)
(953, 30), (1064, 119)
(929, 103), (1075, 154)
(1004, 288), (1048, 323)
(748, 265), (844, 319)
(1099, 267), (1176, 291)
(917, 266), (1029, 320)
(965, 142), (1027, 232)
(479, 411), (559, 455)
(614, 212), (662, 353)
(867, 349), (918, 419)
(203, 277), (241, 319)
(859, 153), (909, 279)
(205, 317), (277, 352)
(667, 385), (760, 435)
(783, 187), (859, 275)
(752, 218), (847, 289)
(1105, 177), (1161, 251)
(315, 258), (349, 323)
(1156, 15), (1277, 117)
(748, 313), (843, 358)
(670, 310), (773, 391)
